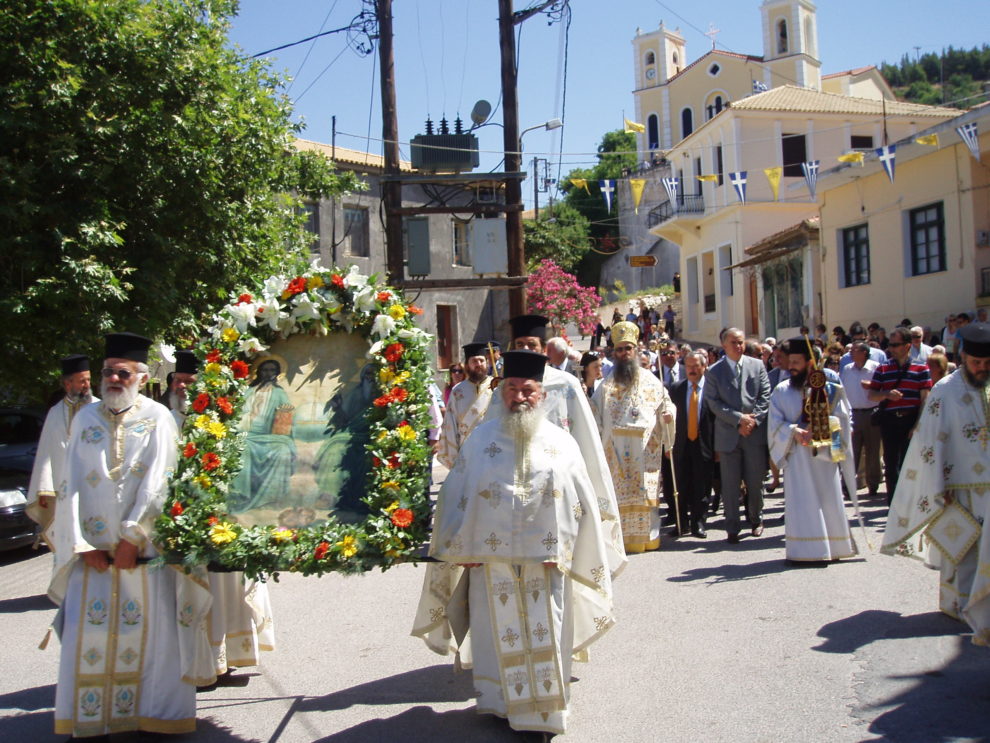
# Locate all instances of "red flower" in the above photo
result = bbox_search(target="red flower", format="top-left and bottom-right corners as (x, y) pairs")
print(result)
(202, 452), (221, 471)
(207, 516), (219, 526)
(331, 274), (345, 288)
(372, 457), (382, 468)
(216, 396), (233, 415)
(373, 394), (392, 407)
(183, 442), (198, 458)
(387, 453), (401, 469)
(206, 349), (222, 363)
(285, 276), (307, 296)
(314, 541), (330, 560)
(170, 502), (184, 518)
(390, 508), (414, 529)
(408, 305), (423, 315)
(237, 293), (252, 305)
(231, 360), (250, 379)
(192, 393), (210, 413)
(390, 386), (408, 403)
(384, 343), (404, 363)
(377, 291), (391, 302)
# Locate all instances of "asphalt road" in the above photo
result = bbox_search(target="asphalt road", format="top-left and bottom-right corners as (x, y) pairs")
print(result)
(2, 489), (988, 742)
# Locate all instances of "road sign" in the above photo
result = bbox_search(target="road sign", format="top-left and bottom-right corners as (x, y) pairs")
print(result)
(629, 255), (658, 267)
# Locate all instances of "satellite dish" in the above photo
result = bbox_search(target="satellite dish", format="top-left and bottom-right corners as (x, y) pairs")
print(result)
(470, 100), (492, 126)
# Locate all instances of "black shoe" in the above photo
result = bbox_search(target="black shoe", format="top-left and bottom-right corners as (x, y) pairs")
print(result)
(726, 532), (740, 544)
(692, 525), (707, 538)
(751, 523), (764, 537)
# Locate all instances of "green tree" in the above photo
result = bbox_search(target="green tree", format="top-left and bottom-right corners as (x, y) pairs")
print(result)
(523, 202), (591, 272)
(0, 0), (360, 403)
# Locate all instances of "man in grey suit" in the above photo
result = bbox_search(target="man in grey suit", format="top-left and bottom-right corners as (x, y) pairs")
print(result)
(705, 327), (771, 543)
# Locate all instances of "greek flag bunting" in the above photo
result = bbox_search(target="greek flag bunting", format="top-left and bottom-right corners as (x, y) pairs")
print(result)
(800, 160), (820, 199)
(752, 79), (769, 94)
(729, 171), (748, 203)
(876, 145), (896, 184)
(957, 122), (980, 161)
(599, 179), (616, 212)
(661, 176), (680, 204)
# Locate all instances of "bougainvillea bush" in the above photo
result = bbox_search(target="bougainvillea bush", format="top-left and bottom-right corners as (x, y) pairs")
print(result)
(526, 258), (601, 336)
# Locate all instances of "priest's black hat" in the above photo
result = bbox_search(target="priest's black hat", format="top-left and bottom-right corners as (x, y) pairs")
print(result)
(508, 314), (550, 341)
(501, 350), (548, 381)
(463, 342), (491, 360)
(174, 350), (199, 375)
(959, 322), (990, 357)
(104, 332), (153, 363)
(60, 355), (89, 376)
(786, 337), (813, 359)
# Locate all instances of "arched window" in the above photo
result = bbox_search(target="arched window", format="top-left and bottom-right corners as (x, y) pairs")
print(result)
(704, 93), (728, 121)
(645, 50), (656, 65)
(647, 114), (660, 151)
(777, 19), (788, 54)
(681, 108), (693, 139)
(672, 50), (679, 71)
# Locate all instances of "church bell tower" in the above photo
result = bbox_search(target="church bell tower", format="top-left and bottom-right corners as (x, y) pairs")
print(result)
(760, 0), (821, 89)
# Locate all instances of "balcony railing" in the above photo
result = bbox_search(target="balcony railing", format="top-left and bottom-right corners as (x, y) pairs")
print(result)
(647, 194), (705, 228)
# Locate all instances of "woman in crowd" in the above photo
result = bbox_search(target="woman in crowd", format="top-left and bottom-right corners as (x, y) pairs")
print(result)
(442, 364), (465, 406)
(927, 351), (950, 385)
(580, 351), (603, 398)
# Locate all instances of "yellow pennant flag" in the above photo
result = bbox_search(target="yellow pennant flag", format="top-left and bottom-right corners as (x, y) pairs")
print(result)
(570, 178), (591, 195)
(764, 166), (782, 201)
(696, 174), (719, 182)
(837, 151), (865, 165)
(629, 179), (646, 214)
(915, 133), (939, 147)
(624, 118), (645, 134)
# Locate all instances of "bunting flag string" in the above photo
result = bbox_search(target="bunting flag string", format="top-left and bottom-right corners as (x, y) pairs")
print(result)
(957, 122), (981, 161)
(764, 166), (782, 201)
(570, 178), (591, 195)
(915, 133), (939, 147)
(837, 151), (865, 165)
(800, 160), (820, 199)
(661, 176), (680, 204)
(696, 174), (719, 182)
(624, 118), (645, 134)
(599, 179), (616, 212)
(877, 145), (896, 184)
(629, 178), (646, 214)
(729, 171), (748, 203)
(752, 79), (769, 94)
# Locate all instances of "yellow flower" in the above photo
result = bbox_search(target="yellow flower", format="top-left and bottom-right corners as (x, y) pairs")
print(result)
(395, 370), (411, 384)
(397, 424), (416, 442)
(336, 534), (358, 558)
(376, 430), (388, 442)
(307, 275), (324, 289)
(385, 498), (399, 511)
(272, 527), (295, 543)
(221, 327), (240, 343)
(194, 414), (211, 431)
(193, 474), (213, 489)
(209, 522), (237, 545)
(205, 362), (222, 375)
(388, 304), (406, 320)
(208, 420), (227, 439)
(378, 367), (395, 384)
(208, 378), (224, 388)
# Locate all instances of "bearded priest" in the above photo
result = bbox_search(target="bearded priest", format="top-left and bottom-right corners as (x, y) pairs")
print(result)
(27, 354), (98, 548)
(413, 350), (616, 737)
(49, 332), (212, 738)
(768, 338), (857, 564)
(437, 342), (495, 468)
(591, 321), (675, 552)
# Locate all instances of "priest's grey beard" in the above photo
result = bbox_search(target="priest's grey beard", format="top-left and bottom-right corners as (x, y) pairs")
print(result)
(963, 366), (990, 388)
(65, 390), (93, 405)
(613, 358), (638, 385)
(168, 389), (188, 413)
(505, 402), (542, 446)
(102, 379), (141, 412)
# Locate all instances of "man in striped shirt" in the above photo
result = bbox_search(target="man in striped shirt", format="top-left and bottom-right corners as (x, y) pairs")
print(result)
(867, 326), (932, 505)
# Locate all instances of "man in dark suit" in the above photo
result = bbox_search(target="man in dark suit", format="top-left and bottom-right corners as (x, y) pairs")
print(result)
(705, 327), (771, 543)
(670, 350), (716, 537)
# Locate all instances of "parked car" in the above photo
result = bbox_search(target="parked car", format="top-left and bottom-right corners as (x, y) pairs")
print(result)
(0, 467), (39, 551)
(0, 408), (46, 551)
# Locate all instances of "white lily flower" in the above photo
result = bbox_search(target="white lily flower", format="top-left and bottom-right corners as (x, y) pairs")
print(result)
(344, 265), (368, 289)
(367, 340), (384, 359)
(277, 314), (296, 336)
(323, 294), (342, 314)
(256, 297), (285, 331)
(371, 313), (395, 338)
(263, 275), (286, 299)
(291, 294), (321, 321)
(158, 342), (176, 364)
(309, 257), (327, 273)
(227, 302), (257, 333)
(397, 327), (429, 341)
(238, 337), (266, 355)
(352, 286), (377, 313)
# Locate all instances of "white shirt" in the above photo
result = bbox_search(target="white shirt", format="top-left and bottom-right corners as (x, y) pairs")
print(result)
(840, 359), (879, 409)
(909, 342), (933, 363)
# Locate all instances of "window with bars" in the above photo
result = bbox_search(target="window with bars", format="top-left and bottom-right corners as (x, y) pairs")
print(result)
(343, 206), (369, 257)
(452, 220), (471, 266)
(841, 224), (870, 287)
(908, 202), (945, 276)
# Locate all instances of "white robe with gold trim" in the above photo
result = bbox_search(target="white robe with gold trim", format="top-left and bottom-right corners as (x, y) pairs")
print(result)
(50, 396), (212, 737)
(412, 417), (615, 735)
(882, 371), (990, 645)
(437, 377), (493, 468)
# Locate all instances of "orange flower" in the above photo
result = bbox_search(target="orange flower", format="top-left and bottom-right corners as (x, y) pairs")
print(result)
(384, 343), (404, 363)
(183, 442), (198, 458)
(170, 502), (184, 518)
(377, 291), (391, 302)
(202, 452), (221, 471)
(207, 516), (219, 526)
(192, 393), (210, 413)
(390, 508), (414, 529)
(231, 360), (250, 379)
(206, 349), (222, 363)
(331, 274), (345, 288)
(390, 386), (408, 403)
(387, 452), (401, 469)
(284, 276), (307, 298)
(236, 293), (252, 305)
(314, 541), (330, 560)
(373, 393), (392, 407)
(408, 305), (423, 315)
(216, 396), (233, 415)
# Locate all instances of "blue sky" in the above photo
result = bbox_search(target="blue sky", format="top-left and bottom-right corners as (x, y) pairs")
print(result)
(228, 0), (990, 207)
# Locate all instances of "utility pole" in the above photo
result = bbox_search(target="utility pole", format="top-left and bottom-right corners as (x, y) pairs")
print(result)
(376, 0), (405, 287)
(498, 0), (525, 316)
(533, 156), (539, 221)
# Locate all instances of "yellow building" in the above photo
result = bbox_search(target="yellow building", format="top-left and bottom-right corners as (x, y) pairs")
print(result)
(646, 87), (958, 342)
(816, 105), (990, 334)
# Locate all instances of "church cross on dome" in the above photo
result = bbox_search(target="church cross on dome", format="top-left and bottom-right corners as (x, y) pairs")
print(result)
(704, 22), (720, 50)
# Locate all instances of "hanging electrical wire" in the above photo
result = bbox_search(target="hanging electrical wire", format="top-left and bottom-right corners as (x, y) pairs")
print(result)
(287, 0), (340, 95)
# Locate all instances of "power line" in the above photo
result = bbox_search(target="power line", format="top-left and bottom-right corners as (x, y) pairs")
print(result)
(287, 0), (340, 95)
(251, 24), (354, 58)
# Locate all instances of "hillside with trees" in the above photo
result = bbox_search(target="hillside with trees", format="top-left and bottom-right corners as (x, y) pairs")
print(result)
(880, 44), (990, 108)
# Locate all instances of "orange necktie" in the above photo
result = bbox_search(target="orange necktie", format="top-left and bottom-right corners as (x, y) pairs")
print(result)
(688, 383), (698, 441)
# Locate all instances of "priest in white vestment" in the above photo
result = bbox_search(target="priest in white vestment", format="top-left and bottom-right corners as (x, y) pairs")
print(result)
(27, 354), (97, 548)
(882, 323), (990, 646)
(413, 351), (616, 736)
(437, 342), (495, 468)
(591, 322), (675, 553)
(768, 339), (857, 563)
(485, 314), (627, 578)
(166, 349), (277, 677)
(50, 333), (213, 737)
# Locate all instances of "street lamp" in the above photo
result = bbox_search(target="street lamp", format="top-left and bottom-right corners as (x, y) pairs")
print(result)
(519, 119), (563, 221)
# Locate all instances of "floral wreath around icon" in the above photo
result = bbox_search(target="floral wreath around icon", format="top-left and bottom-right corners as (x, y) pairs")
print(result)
(154, 265), (434, 579)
